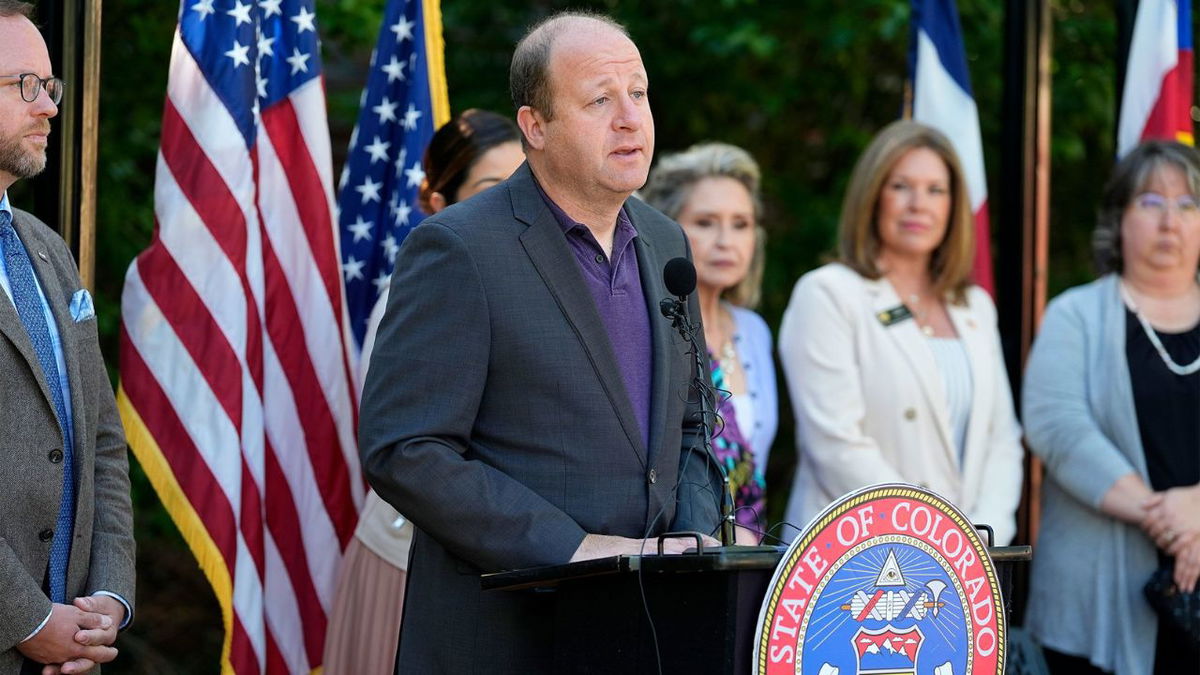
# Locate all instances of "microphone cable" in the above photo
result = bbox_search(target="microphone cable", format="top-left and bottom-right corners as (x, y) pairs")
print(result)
(623, 255), (738, 674)
(631, 294), (730, 675)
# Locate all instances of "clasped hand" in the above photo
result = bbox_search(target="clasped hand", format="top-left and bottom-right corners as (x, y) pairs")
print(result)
(17, 595), (125, 675)
(1142, 485), (1200, 592)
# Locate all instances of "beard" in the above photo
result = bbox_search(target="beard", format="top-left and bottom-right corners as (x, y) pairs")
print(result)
(0, 126), (49, 179)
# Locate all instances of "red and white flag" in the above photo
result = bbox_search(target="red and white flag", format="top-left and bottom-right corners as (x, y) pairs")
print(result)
(117, 1), (363, 672)
(1118, 0), (1194, 157)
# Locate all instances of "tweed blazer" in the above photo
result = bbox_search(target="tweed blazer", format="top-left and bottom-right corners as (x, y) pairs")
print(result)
(778, 263), (1024, 544)
(0, 209), (135, 670)
(359, 163), (722, 673)
(1022, 274), (1160, 675)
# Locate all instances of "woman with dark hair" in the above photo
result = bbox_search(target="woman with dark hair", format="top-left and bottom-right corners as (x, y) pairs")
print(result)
(1023, 140), (1200, 674)
(641, 142), (776, 543)
(323, 109), (523, 674)
(777, 120), (1023, 544)
(418, 108), (524, 215)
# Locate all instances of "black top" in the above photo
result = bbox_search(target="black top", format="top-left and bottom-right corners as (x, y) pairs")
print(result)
(1126, 309), (1200, 493)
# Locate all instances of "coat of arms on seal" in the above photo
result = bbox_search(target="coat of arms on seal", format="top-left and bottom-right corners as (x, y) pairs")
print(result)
(753, 484), (1006, 674)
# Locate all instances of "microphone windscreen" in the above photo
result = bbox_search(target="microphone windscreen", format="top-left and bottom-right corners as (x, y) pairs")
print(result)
(663, 257), (697, 297)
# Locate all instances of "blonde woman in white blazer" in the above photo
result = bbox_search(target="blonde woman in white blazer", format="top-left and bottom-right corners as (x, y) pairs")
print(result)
(778, 121), (1024, 545)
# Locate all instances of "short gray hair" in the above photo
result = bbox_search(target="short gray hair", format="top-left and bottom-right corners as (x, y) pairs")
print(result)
(1094, 140), (1200, 274)
(0, 1), (33, 18)
(509, 11), (628, 123)
(641, 142), (767, 308)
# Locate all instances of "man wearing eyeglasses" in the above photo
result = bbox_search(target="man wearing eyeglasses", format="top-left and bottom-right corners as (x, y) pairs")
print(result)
(0, 3), (135, 674)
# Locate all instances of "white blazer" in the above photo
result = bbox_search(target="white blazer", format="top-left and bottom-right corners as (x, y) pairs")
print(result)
(778, 263), (1024, 544)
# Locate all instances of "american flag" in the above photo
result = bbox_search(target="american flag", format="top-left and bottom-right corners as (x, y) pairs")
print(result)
(117, 0), (362, 672)
(908, 0), (995, 294)
(337, 0), (450, 380)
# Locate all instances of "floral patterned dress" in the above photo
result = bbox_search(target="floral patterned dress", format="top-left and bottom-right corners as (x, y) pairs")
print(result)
(709, 351), (767, 536)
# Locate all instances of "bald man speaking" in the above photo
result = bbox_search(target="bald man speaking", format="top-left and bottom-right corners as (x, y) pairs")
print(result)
(359, 11), (723, 673)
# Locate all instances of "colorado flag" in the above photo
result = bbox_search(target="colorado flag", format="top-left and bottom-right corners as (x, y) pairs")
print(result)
(908, 0), (993, 294)
(1118, 0), (1194, 157)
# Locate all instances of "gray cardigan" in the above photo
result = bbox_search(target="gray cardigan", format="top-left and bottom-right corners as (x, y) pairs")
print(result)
(1022, 273), (1158, 675)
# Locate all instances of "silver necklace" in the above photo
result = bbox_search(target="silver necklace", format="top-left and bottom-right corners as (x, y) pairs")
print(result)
(1120, 280), (1200, 376)
(717, 309), (738, 370)
(907, 293), (935, 337)
(705, 306), (739, 369)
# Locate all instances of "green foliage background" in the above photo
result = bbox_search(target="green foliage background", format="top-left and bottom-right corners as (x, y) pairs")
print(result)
(86, 0), (1163, 670)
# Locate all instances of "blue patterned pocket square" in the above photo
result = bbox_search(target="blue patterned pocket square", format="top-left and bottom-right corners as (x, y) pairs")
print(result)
(69, 288), (95, 322)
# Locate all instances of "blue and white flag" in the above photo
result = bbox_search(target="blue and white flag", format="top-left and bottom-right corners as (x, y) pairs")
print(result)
(336, 0), (449, 386)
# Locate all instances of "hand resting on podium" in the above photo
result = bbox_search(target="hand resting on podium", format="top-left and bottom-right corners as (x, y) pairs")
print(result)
(570, 533), (722, 562)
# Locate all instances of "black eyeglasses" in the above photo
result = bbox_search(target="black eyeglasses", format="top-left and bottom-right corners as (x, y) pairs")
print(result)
(0, 73), (64, 105)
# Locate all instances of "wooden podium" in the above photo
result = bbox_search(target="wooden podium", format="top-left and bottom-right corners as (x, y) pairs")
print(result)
(482, 542), (1032, 675)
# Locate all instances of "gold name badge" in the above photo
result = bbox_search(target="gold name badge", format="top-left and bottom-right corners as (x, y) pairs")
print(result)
(877, 304), (914, 327)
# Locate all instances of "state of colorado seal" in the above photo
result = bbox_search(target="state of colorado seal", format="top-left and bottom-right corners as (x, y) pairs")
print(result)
(753, 484), (1006, 675)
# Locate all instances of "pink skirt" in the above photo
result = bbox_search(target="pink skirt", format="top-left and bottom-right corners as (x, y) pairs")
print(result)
(321, 537), (407, 674)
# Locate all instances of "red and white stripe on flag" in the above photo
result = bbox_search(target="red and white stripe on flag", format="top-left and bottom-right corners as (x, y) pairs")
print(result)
(117, 4), (364, 672)
(910, 0), (994, 294)
(1118, 0), (1195, 157)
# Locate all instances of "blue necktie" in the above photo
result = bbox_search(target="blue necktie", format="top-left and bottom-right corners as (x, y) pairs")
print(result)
(0, 211), (74, 603)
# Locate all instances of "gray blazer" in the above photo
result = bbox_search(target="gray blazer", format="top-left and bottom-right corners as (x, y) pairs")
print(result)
(359, 164), (722, 673)
(0, 209), (135, 670)
(1022, 273), (1158, 675)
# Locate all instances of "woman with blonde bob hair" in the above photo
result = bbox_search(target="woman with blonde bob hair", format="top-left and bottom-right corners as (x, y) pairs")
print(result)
(642, 142), (777, 543)
(778, 120), (1023, 545)
(838, 121), (976, 302)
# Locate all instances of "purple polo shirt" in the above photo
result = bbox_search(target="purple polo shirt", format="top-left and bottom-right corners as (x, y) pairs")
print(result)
(536, 183), (653, 449)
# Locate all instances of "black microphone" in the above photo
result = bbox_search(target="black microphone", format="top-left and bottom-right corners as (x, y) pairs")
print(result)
(663, 257), (697, 298)
(659, 257), (735, 547)
(660, 257), (695, 325)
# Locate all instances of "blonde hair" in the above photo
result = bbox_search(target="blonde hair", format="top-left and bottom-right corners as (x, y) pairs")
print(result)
(838, 120), (974, 303)
(641, 142), (766, 308)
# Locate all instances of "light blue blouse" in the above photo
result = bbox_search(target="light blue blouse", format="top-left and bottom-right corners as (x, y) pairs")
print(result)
(728, 304), (778, 475)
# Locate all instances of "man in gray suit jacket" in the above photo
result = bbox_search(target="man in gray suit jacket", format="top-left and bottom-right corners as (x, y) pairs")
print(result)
(360, 11), (723, 673)
(0, 3), (135, 673)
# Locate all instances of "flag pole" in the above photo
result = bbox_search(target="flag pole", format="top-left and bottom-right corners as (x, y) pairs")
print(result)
(998, 0), (1052, 617)
(76, 0), (102, 291)
(1115, 0), (1137, 150)
(31, 1), (101, 288)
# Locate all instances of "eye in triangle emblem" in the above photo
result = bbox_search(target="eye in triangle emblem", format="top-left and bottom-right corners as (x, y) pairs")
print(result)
(875, 548), (906, 587)
(754, 485), (1008, 674)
